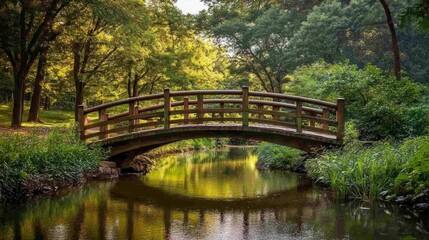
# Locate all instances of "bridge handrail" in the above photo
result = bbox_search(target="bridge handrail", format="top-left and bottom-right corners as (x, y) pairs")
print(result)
(77, 87), (345, 144)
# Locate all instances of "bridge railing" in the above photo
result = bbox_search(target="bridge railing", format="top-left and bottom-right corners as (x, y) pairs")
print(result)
(78, 87), (345, 143)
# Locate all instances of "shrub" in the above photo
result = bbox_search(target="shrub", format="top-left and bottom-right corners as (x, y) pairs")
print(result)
(290, 61), (428, 140)
(394, 137), (429, 194)
(306, 138), (427, 200)
(257, 143), (302, 170)
(0, 128), (103, 200)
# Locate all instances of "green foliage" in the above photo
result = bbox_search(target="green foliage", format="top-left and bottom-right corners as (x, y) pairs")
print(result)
(306, 138), (427, 199)
(395, 137), (429, 194)
(0, 129), (103, 200)
(290, 61), (428, 140)
(257, 143), (302, 170)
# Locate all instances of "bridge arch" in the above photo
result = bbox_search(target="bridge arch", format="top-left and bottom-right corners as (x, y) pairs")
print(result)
(77, 87), (345, 160)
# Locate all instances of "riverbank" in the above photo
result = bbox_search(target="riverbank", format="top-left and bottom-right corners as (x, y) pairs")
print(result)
(256, 138), (429, 214)
(0, 128), (103, 202)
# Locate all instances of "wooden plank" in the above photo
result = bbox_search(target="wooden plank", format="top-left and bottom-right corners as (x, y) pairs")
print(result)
(84, 93), (163, 114)
(99, 108), (108, 140)
(322, 107), (329, 130)
(128, 101), (136, 133)
(220, 102), (224, 123)
(85, 121), (163, 139)
(296, 101), (302, 133)
(302, 114), (337, 126)
(249, 118), (296, 128)
(85, 111), (164, 130)
(248, 109), (295, 118)
(197, 94), (204, 124)
(164, 88), (171, 129)
(242, 86), (249, 127)
(184, 97), (189, 124)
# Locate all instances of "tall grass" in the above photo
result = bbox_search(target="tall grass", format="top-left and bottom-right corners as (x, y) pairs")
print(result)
(257, 143), (302, 170)
(306, 137), (427, 200)
(0, 128), (103, 200)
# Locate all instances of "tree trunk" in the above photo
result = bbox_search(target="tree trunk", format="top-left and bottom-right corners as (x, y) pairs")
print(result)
(74, 81), (84, 121)
(43, 96), (50, 110)
(28, 48), (49, 122)
(11, 70), (26, 128)
(379, 0), (401, 80)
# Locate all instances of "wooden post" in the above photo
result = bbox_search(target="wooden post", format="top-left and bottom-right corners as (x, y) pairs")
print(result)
(296, 101), (302, 133)
(197, 94), (204, 124)
(99, 108), (108, 140)
(272, 106), (279, 121)
(242, 86), (249, 127)
(77, 105), (85, 141)
(322, 107), (329, 130)
(129, 101), (136, 133)
(336, 98), (345, 141)
(134, 105), (139, 125)
(183, 97), (189, 124)
(257, 104), (264, 119)
(309, 112), (316, 127)
(164, 88), (171, 129)
(220, 102), (224, 123)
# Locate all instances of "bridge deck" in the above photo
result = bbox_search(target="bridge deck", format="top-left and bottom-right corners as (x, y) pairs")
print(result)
(94, 123), (338, 145)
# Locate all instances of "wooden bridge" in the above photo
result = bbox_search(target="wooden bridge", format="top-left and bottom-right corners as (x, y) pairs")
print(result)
(77, 87), (345, 160)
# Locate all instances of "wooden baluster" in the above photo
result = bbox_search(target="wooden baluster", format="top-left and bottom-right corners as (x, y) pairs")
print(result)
(242, 86), (249, 127)
(134, 105), (139, 125)
(197, 94), (204, 124)
(77, 105), (86, 141)
(183, 97), (189, 125)
(220, 102), (224, 123)
(99, 108), (108, 140)
(272, 106), (279, 121)
(257, 104), (264, 119)
(336, 98), (345, 141)
(164, 88), (171, 129)
(296, 101), (302, 133)
(322, 107), (329, 130)
(129, 101), (136, 133)
(310, 112), (316, 128)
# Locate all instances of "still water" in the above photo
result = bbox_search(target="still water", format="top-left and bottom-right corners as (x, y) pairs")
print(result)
(1, 148), (429, 240)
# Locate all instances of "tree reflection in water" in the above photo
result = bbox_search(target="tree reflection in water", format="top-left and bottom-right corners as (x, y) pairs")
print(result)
(0, 148), (428, 239)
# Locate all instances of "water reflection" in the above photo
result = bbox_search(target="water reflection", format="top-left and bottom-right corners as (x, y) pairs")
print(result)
(1, 148), (428, 240)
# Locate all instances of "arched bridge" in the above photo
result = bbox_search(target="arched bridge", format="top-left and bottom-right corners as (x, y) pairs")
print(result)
(78, 87), (345, 160)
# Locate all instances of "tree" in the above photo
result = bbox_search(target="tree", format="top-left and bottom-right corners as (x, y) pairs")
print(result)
(378, 0), (401, 80)
(0, 0), (72, 128)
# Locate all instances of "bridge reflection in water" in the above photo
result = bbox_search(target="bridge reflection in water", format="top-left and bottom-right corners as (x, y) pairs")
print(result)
(1, 149), (427, 239)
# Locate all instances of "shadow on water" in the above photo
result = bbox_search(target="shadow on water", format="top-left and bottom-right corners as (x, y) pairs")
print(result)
(1, 148), (429, 239)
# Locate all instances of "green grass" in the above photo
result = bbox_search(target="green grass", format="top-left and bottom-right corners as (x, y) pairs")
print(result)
(305, 137), (429, 200)
(0, 104), (75, 128)
(257, 143), (302, 170)
(0, 128), (104, 201)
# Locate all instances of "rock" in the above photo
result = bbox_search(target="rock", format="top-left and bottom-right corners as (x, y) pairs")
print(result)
(412, 190), (428, 203)
(120, 155), (154, 174)
(414, 203), (429, 212)
(385, 194), (396, 201)
(100, 161), (117, 168)
(395, 195), (411, 204)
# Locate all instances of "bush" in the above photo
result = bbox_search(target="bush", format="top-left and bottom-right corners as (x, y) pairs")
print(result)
(0, 129), (103, 200)
(290, 61), (428, 140)
(306, 137), (427, 200)
(257, 143), (302, 170)
(394, 137), (429, 194)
